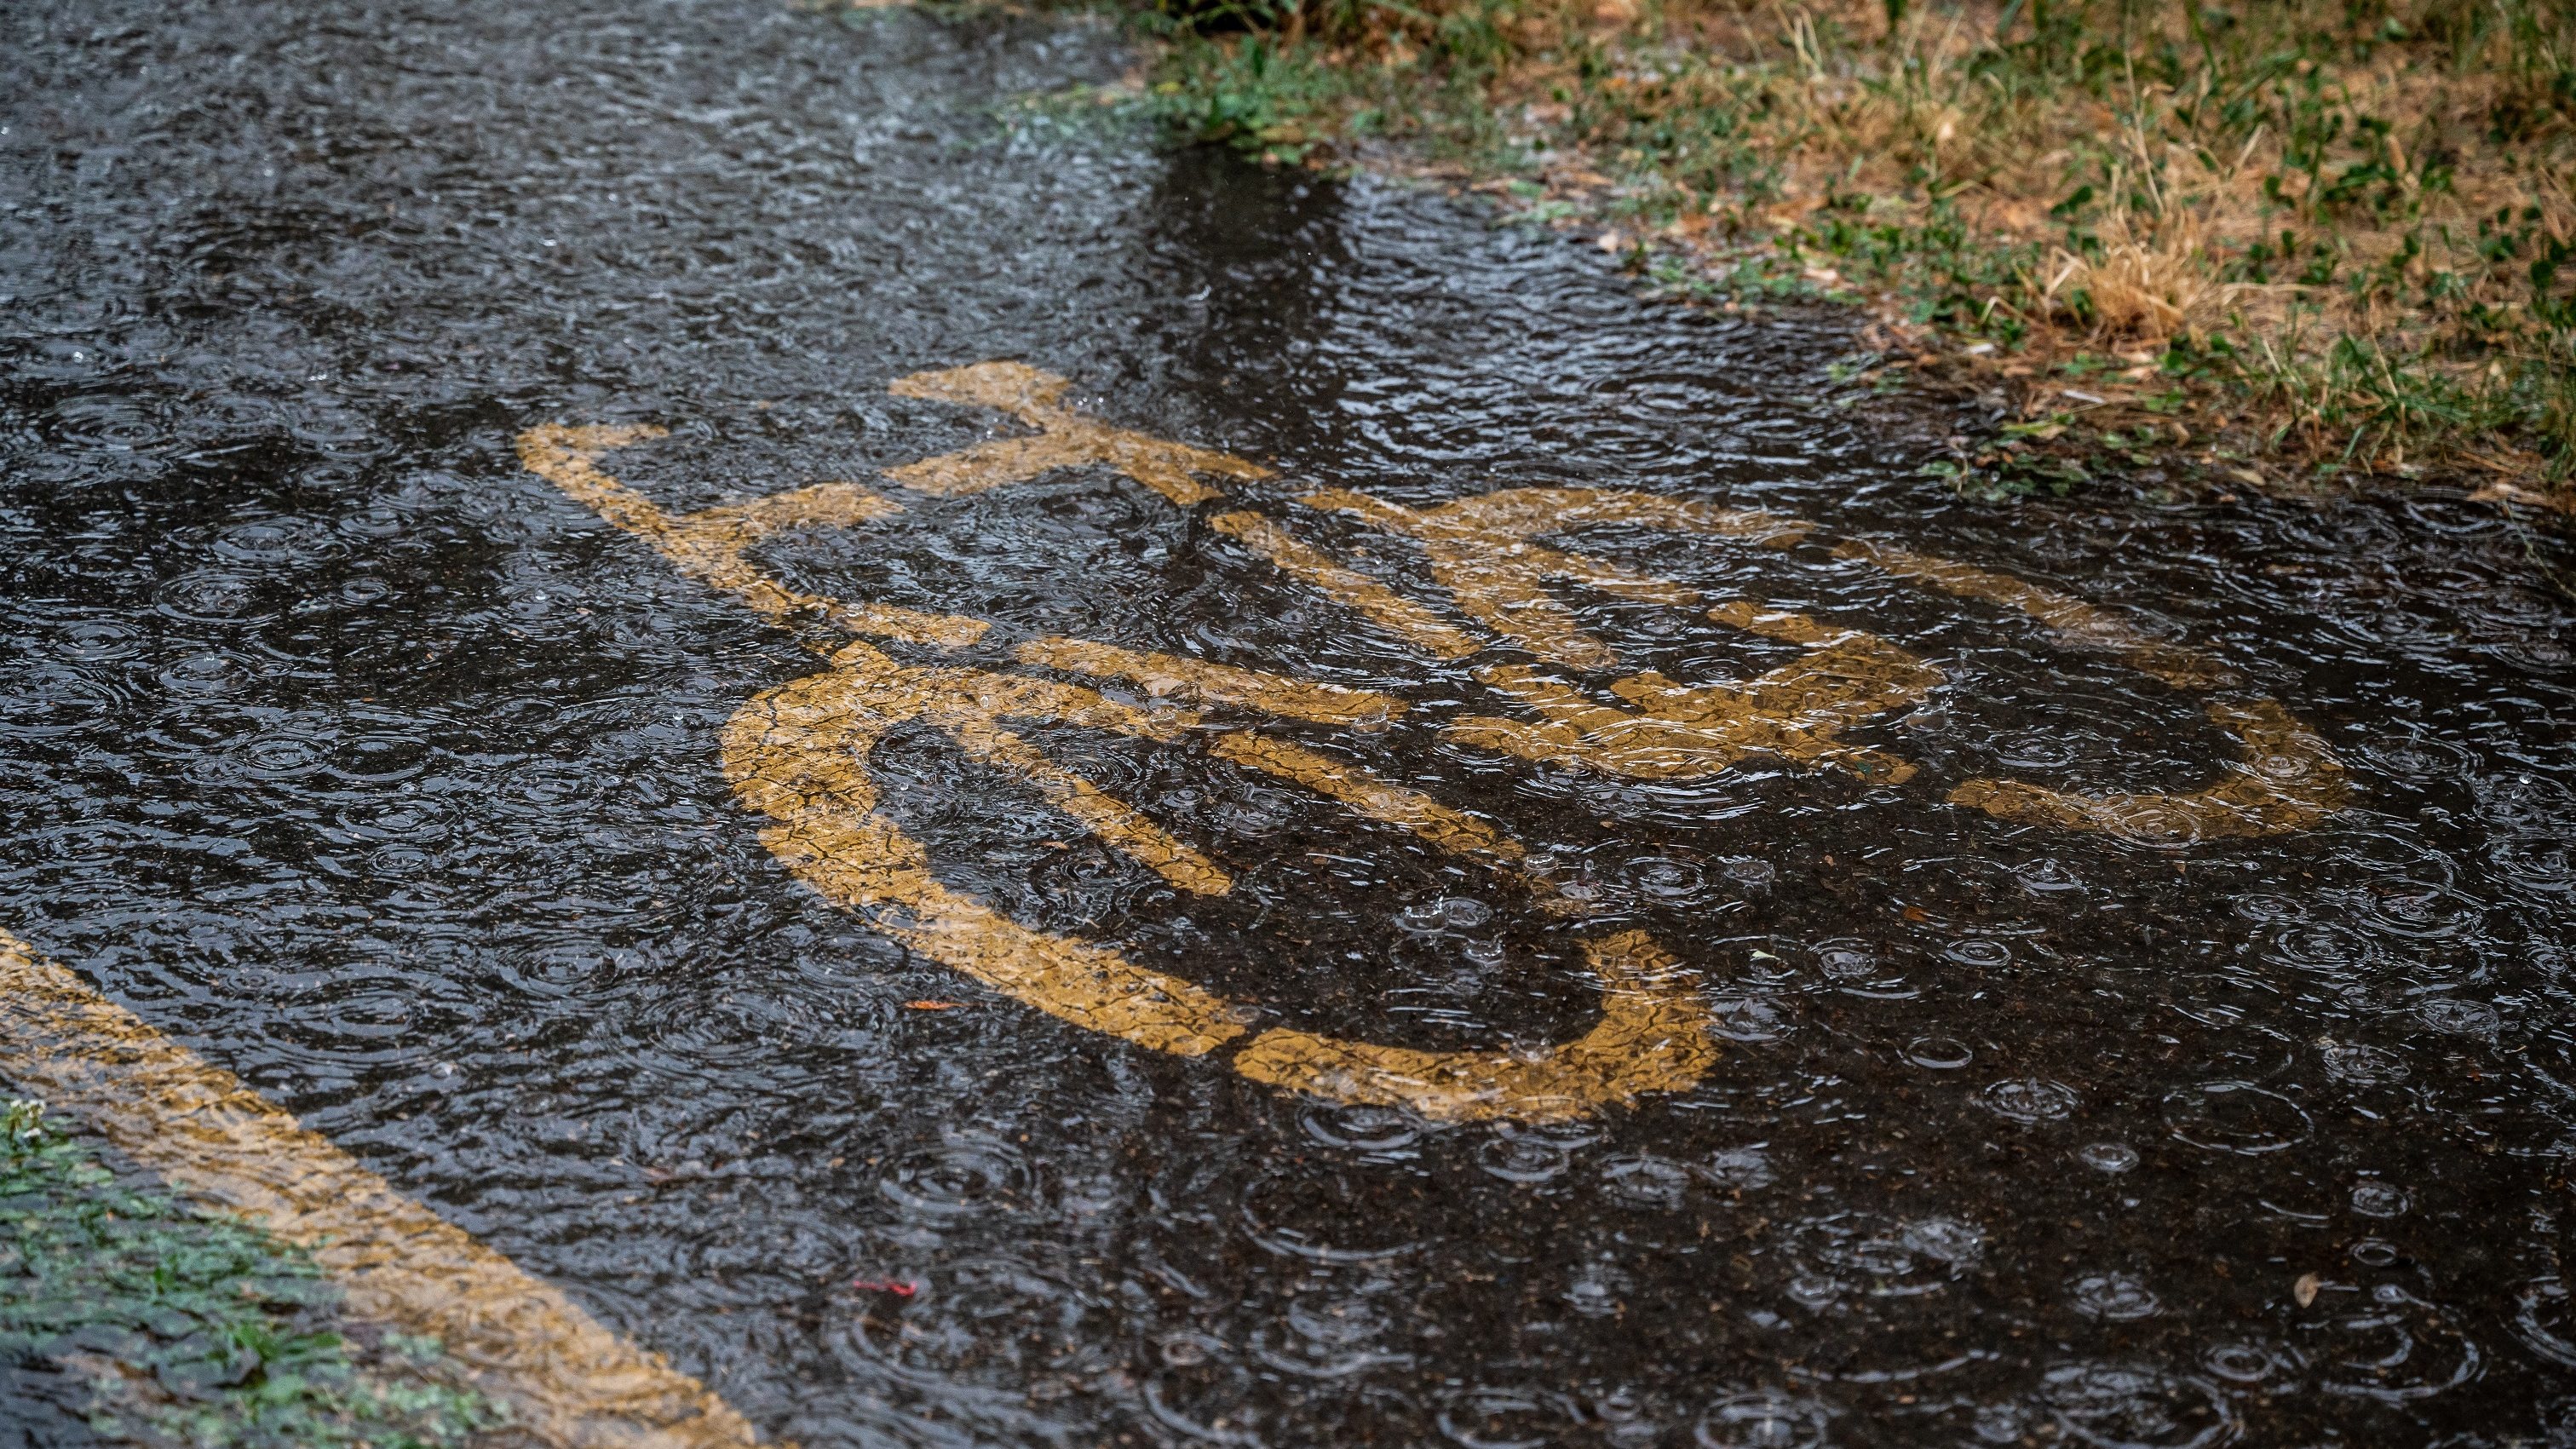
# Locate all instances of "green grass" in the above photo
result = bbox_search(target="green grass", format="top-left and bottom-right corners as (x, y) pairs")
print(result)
(0, 1099), (503, 1449)
(1155, 35), (1373, 162)
(1121, 0), (2576, 496)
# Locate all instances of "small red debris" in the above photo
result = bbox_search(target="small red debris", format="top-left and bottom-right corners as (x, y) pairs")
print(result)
(853, 1278), (918, 1297)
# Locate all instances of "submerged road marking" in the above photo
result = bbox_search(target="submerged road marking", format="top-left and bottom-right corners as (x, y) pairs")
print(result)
(1231, 931), (1718, 1119)
(885, 360), (1270, 506)
(1296, 486), (1808, 670)
(0, 929), (776, 1449)
(720, 640), (1705, 1118)
(520, 423), (984, 650)
(1829, 538), (2346, 841)
(1205, 508), (1485, 661)
(521, 360), (2349, 1118)
(1010, 635), (1406, 727)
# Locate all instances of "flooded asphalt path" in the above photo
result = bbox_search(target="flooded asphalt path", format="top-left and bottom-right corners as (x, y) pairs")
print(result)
(7, 0), (2576, 1443)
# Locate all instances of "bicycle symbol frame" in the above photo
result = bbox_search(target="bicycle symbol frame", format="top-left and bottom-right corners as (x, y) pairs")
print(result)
(518, 362), (2344, 1122)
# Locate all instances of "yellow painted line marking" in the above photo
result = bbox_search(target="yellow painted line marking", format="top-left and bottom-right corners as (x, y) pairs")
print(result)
(717, 645), (1716, 1118)
(526, 408), (1721, 1121)
(1947, 698), (2348, 842)
(724, 641), (1249, 1057)
(1209, 732), (1521, 865)
(1827, 538), (2345, 841)
(1288, 486), (1929, 785)
(935, 699), (1233, 898)
(1230, 930), (1718, 1123)
(1832, 537), (2236, 692)
(1207, 731), (1588, 917)
(518, 424), (986, 650)
(0, 928), (775, 1449)
(689, 480), (901, 540)
(1301, 486), (1809, 671)
(1208, 509), (1484, 661)
(1013, 635), (1406, 727)
(1707, 598), (1860, 648)
(520, 363), (2349, 1125)
(876, 365), (1495, 666)
(885, 362), (1271, 507)
(1447, 612), (1939, 786)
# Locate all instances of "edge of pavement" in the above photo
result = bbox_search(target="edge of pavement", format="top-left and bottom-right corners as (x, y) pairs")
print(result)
(0, 925), (785, 1449)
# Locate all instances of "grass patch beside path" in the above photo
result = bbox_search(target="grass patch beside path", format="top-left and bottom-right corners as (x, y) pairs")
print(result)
(0, 1098), (502, 1449)
(1130, 0), (2576, 504)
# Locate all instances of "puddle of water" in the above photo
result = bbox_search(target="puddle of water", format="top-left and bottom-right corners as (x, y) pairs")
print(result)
(6, 0), (2576, 1444)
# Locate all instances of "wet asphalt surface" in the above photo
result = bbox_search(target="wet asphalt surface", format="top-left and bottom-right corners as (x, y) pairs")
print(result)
(7, 0), (2576, 1444)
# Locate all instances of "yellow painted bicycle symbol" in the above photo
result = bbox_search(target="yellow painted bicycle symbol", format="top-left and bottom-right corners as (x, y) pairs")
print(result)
(519, 363), (2343, 1123)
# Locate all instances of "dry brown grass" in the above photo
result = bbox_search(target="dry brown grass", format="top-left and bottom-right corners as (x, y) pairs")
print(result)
(1158, 0), (2576, 488)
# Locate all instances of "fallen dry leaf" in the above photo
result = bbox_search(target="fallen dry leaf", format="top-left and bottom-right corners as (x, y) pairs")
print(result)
(2471, 480), (2576, 516)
